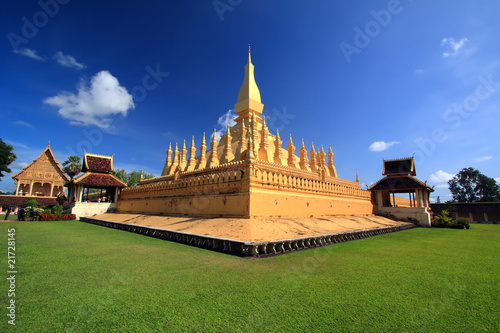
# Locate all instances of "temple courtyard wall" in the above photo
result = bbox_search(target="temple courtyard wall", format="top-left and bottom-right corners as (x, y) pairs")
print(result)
(116, 161), (376, 218)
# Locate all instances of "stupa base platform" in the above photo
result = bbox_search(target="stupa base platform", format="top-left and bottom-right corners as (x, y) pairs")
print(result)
(80, 213), (415, 257)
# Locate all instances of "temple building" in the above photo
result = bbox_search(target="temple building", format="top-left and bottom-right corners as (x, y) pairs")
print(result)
(369, 157), (434, 226)
(117, 49), (373, 218)
(11, 143), (69, 197)
(66, 153), (127, 219)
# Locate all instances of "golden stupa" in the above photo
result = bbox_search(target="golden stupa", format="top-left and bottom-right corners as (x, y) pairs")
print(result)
(117, 48), (373, 218)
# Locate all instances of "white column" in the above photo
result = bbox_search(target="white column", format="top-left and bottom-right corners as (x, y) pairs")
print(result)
(78, 185), (84, 202)
(50, 182), (54, 197)
(15, 181), (20, 196)
(28, 180), (33, 196)
(114, 187), (119, 203)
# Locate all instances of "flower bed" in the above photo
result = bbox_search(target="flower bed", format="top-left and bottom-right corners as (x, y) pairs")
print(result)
(39, 214), (77, 221)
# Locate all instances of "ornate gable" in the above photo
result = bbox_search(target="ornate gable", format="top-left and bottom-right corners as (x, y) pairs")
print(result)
(12, 143), (70, 183)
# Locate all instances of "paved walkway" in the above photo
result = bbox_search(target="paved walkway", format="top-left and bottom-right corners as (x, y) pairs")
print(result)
(92, 213), (408, 242)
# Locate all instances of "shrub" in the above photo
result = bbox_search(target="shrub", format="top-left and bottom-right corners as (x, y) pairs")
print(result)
(454, 217), (471, 229)
(433, 209), (452, 228)
(51, 205), (64, 215)
(24, 199), (39, 208)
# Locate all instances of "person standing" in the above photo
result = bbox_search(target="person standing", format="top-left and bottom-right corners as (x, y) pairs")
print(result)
(17, 207), (25, 221)
(4, 206), (11, 220)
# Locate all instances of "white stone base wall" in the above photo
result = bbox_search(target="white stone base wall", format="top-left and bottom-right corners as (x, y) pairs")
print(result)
(378, 207), (431, 227)
(67, 202), (116, 220)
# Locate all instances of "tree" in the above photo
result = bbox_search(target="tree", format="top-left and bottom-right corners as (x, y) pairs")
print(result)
(0, 139), (16, 181)
(62, 156), (82, 180)
(112, 169), (154, 187)
(112, 169), (128, 183)
(126, 171), (154, 187)
(448, 167), (500, 202)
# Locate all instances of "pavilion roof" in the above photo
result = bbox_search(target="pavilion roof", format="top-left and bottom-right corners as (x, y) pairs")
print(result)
(70, 172), (127, 188)
(82, 153), (114, 173)
(368, 175), (434, 193)
(382, 157), (416, 177)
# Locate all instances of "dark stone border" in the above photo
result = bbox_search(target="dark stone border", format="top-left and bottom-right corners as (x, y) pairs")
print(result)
(80, 217), (415, 257)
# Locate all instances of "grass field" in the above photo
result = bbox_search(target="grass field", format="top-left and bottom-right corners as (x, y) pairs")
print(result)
(0, 221), (498, 332)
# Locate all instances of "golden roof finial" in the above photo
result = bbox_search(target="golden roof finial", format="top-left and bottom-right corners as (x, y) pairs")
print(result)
(212, 128), (217, 142)
(248, 44), (251, 63)
(236, 47), (262, 114)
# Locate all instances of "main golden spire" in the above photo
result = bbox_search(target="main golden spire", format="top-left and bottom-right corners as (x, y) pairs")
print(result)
(234, 45), (264, 120)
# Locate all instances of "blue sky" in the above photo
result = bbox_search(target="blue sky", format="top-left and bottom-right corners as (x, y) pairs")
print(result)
(1, 0), (499, 202)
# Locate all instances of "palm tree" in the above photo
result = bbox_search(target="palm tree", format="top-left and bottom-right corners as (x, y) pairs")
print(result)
(62, 155), (82, 180)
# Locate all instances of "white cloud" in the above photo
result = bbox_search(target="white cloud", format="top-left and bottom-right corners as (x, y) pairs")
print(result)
(44, 71), (134, 129)
(4, 140), (28, 149)
(215, 109), (237, 141)
(430, 170), (454, 183)
(436, 184), (449, 189)
(368, 141), (400, 152)
(53, 51), (86, 70)
(13, 48), (44, 61)
(14, 120), (34, 128)
(495, 177), (500, 184)
(475, 156), (493, 162)
(441, 37), (468, 58)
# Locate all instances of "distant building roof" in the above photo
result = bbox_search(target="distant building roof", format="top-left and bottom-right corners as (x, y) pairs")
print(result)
(382, 157), (416, 177)
(0, 195), (58, 207)
(82, 153), (114, 173)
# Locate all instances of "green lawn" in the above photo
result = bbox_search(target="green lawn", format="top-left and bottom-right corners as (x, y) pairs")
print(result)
(0, 221), (498, 332)
(0, 214), (18, 221)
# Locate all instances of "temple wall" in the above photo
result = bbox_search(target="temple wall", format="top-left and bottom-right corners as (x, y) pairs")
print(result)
(117, 192), (250, 217)
(394, 196), (412, 207)
(117, 160), (376, 218)
(249, 189), (374, 218)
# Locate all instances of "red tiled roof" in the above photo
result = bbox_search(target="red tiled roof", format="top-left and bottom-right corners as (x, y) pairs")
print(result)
(72, 172), (127, 188)
(82, 154), (113, 173)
